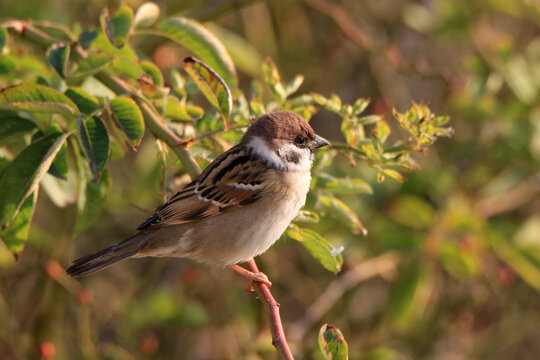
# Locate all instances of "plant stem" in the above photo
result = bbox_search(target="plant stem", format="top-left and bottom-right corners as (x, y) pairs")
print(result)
(135, 98), (202, 178)
(247, 259), (294, 360)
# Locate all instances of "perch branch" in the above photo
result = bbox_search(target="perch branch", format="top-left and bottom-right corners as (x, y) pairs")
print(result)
(248, 259), (295, 360)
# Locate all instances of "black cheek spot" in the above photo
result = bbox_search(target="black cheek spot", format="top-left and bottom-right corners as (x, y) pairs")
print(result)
(285, 151), (301, 164)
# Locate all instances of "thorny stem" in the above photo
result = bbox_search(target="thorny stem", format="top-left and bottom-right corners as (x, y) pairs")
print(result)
(248, 259), (295, 360)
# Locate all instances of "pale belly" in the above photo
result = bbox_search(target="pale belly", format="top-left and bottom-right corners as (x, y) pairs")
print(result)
(181, 170), (310, 266)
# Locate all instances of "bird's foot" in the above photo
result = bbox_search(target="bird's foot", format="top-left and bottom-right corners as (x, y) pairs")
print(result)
(229, 264), (272, 291)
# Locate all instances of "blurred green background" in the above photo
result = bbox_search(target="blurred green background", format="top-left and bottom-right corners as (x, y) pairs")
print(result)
(2, 0), (540, 359)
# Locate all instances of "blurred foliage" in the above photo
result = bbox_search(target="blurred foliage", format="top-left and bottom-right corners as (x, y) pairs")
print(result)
(0, 0), (539, 359)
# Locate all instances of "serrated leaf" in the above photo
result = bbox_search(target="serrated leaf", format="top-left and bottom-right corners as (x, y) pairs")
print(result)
(47, 43), (70, 78)
(315, 174), (373, 195)
(109, 97), (144, 149)
(140, 60), (164, 86)
(0, 132), (67, 227)
(64, 87), (100, 114)
(286, 225), (343, 273)
(0, 26), (7, 53)
(75, 168), (108, 235)
(78, 116), (110, 180)
(0, 83), (79, 118)
(319, 194), (367, 235)
(319, 324), (349, 360)
(0, 117), (37, 144)
(101, 5), (133, 49)
(0, 191), (37, 255)
(134, 2), (160, 29)
(73, 53), (113, 79)
(183, 56), (232, 123)
(154, 17), (237, 88)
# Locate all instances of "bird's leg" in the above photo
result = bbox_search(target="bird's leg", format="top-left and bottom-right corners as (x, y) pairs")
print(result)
(229, 264), (272, 290)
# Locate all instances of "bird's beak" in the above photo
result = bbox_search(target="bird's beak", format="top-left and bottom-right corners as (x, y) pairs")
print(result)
(311, 134), (330, 149)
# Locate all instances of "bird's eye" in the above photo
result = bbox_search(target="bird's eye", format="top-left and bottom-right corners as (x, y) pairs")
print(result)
(294, 135), (306, 146)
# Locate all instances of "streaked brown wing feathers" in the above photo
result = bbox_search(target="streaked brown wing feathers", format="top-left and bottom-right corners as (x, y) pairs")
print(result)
(137, 145), (269, 229)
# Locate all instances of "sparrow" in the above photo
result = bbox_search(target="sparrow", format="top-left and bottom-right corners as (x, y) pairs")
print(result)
(66, 111), (329, 286)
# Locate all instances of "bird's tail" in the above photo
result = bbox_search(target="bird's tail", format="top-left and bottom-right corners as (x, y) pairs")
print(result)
(66, 233), (144, 277)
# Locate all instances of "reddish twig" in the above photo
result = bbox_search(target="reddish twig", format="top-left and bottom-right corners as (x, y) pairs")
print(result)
(247, 259), (294, 360)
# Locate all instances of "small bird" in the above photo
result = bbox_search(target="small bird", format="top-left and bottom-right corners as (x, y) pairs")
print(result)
(66, 111), (329, 286)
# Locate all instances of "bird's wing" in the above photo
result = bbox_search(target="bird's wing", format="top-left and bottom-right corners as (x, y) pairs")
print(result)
(137, 145), (270, 230)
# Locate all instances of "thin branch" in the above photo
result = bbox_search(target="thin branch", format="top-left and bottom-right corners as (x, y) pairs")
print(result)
(247, 259), (295, 360)
(288, 252), (399, 343)
(475, 171), (540, 218)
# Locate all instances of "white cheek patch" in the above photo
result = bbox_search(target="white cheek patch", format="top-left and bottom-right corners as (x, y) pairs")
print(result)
(246, 136), (287, 170)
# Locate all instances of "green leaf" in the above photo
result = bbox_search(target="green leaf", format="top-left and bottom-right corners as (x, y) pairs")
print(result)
(205, 23), (263, 79)
(78, 29), (99, 48)
(0, 83), (79, 118)
(140, 60), (164, 86)
(47, 43), (70, 78)
(352, 98), (370, 115)
(386, 263), (430, 330)
(319, 324), (349, 360)
(109, 97), (145, 149)
(100, 5), (133, 49)
(73, 53), (113, 79)
(154, 17), (237, 88)
(48, 141), (68, 180)
(107, 57), (143, 79)
(0, 55), (16, 75)
(0, 191), (37, 255)
(183, 56), (232, 123)
(78, 116), (110, 180)
(64, 87), (100, 114)
(286, 225), (343, 273)
(262, 58), (286, 103)
(388, 195), (435, 229)
(373, 120), (390, 143)
(314, 174), (373, 195)
(0, 26), (7, 53)
(294, 209), (320, 224)
(319, 194), (367, 235)
(490, 231), (540, 292)
(75, 168), (108, 235)
(165, 96), (191, 121)
(0, 117), (37, 144)
(134, 2), (160, 29)
(0, 132), (67, 227)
